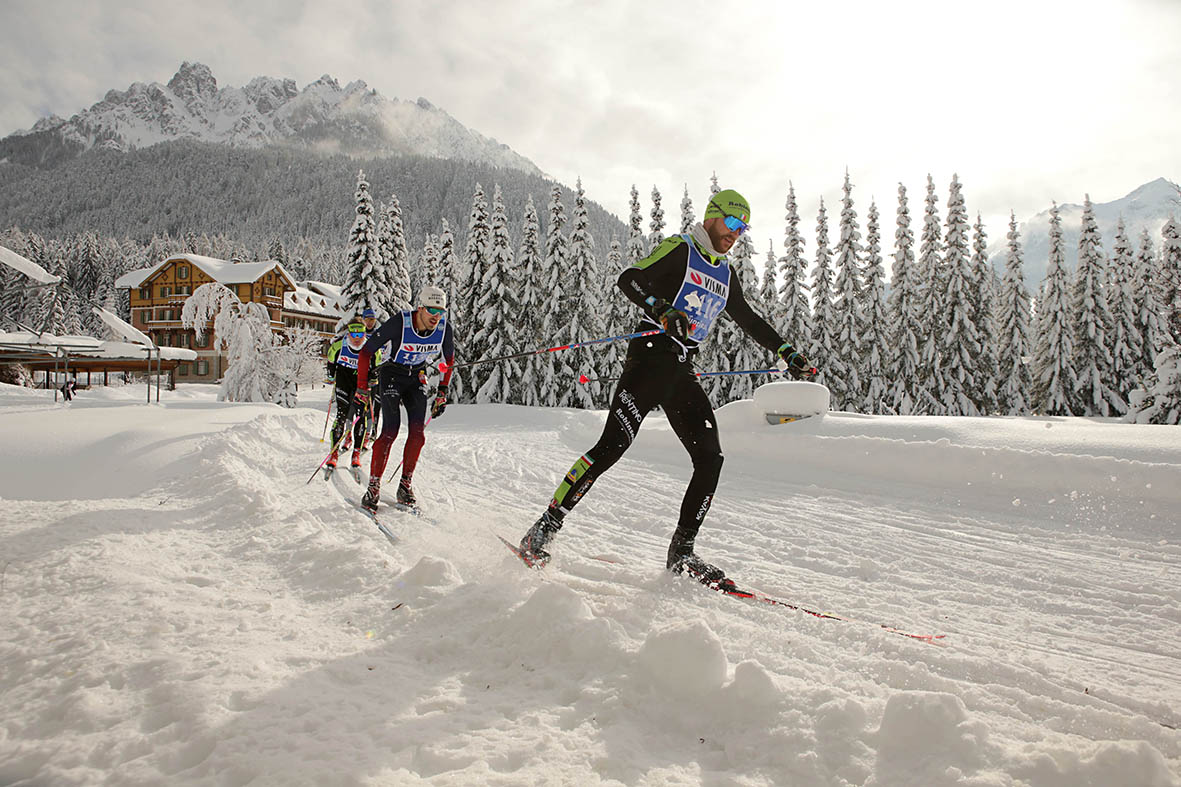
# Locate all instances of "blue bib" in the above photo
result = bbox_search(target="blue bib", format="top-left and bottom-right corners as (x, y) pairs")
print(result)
(336, 341), (363, 370)
(669, 234), (730, 349)
(391, 311), (447, 367)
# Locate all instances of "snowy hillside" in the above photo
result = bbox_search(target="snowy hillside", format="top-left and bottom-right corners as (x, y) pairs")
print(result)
(2, 62), (542, 175)
(988, 178), (1181, 284)
(1, 382), (1179, 786)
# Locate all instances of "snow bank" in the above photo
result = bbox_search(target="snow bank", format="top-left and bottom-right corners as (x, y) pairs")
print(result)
(1, 385), (1178, 785)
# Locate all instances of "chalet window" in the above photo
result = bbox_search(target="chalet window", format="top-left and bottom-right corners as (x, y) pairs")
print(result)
(160, 286), (170, 298)
(195, 333), (209, 348)
(158, 333), (170, 347)
(178, 266), (189, 279)
(178, 363), (190, 376)
(178, 285), (191, 296)
(139, 287), (150, 300)
(265, 286), (275, 297)
(196, 360), (209, 376)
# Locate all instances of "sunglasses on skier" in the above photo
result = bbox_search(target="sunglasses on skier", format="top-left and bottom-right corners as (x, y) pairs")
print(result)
(709, 200), (750, 235)
(423, 306), (445, 316)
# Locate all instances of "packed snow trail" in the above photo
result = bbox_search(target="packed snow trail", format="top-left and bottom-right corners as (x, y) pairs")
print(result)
(1, 383), (1178, 786)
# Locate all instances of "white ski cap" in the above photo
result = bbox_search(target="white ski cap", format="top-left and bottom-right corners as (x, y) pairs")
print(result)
(418, 285), (447, 310)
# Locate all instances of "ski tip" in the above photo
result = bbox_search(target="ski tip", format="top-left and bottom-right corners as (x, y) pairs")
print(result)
(494, 532), (545, 569)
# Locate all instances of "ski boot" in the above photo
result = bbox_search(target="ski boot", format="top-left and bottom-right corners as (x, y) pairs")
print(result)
(518, 506), (565, 567)
(361, 478), (381, 513)
(394, 476), (419, 513)
(667, 534), (736, 591)
(323, 449), (339, 481)
(350, 448), (363, 483)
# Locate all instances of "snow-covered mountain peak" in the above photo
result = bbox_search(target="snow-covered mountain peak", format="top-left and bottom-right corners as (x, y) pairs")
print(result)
(5, 62), (542, 176)
(988, 177), (1180, 283)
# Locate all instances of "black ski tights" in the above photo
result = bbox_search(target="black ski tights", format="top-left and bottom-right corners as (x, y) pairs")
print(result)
(550, 337), (723, 543)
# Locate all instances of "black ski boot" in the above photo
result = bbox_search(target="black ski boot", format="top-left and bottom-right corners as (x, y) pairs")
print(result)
(361, 479), (380, 512)
(667, 533), (735, 591)
(395, 476), (418, 510)
(519, 506), (565, 566)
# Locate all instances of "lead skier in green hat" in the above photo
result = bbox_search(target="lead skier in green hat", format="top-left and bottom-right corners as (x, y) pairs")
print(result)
(517, 188), (818, 588)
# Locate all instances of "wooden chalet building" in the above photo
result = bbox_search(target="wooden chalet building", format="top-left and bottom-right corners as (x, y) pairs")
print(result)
(115, 254), (343, 383)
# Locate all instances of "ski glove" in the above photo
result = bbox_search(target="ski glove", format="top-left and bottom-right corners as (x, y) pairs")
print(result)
(659, 306), (692, 342)
(777, 343), (818, 380)
(353, 388), (371, 409)
(430, 384), (448, 419)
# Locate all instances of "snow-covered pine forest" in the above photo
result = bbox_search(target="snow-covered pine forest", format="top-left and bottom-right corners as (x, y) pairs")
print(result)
(3, 171), (1181, 422)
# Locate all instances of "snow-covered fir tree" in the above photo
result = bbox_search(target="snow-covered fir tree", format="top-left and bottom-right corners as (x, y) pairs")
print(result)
(777, 185), (811, 353)
(626, 185), (648, 265)
(564, 178), (603, 408)
(1107, 219), (1143, 408)
(888, 183), (923, 415)
(377, 195), (411, 311)
(809, 199), (837, 388)
(996, 212), (1034, 415)
(1161, 216), (1181, 344)
(679, 185), (695, 235)
(1032, 204), (1076, 415)
(436, 220), (456, 307)
(970, 214), (999, 415)
(649, 186), (666, 250)
(1071, 196), (1120, 415)
(454, 184), (491, 402)
(471, 185), (520, 404)
(829, 173), (864, 411)
(916, 175), (946, 414)
(436, 218), (464, 403)
(538, 185), (570, 407)
(1132, 228), (1165, 379)
(725, 233), (763, 402)
(1128, 336), (1181, 424)
(760, 240), (785, 333)
(461, 183), (491, 340)
(337, 170), (384, 328)
(37, 253), (68, 335)
(940, 175), (979, 416)
(861, 201), (890, 413)
(515, 196), (545, 407)
(417, 235), (439, 302)
(597, 236), (627, 402)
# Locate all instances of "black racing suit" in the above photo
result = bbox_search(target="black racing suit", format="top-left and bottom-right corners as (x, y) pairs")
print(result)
(327, 338), (379, 456)
(547, 231), (787, 564)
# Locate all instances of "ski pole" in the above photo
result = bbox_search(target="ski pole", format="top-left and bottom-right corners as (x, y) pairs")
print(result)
(306, 409), (365, 484)
(320, 380), (337, 442)
(442, 329), (665, 372)
(579, 367), (782, 385)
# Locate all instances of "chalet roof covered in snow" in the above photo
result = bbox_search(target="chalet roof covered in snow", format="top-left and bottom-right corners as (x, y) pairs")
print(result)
(0, 331), (197, 362)
(115, 254), (293, 289)
(284, 284), (344, 318)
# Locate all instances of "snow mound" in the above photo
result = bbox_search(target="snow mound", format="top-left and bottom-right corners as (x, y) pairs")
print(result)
(874, 692), (988, 770)
(1013, 739), (1180, 787)
(635, 620), (728, 699)
(754, 380), (830, 418)
(397, 556), (461, 589)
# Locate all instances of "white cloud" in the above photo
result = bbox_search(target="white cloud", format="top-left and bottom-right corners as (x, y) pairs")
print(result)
(2, 0), (1179, 251)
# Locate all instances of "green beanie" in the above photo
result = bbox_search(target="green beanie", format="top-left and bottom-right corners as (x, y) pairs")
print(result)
(704, 188), (751, 224)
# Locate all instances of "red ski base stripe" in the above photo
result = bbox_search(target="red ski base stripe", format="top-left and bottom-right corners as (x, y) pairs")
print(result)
(719, 586), (945, 643)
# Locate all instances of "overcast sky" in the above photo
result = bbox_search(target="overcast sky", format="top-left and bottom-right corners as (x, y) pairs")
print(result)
(3, 0), (1179, 254)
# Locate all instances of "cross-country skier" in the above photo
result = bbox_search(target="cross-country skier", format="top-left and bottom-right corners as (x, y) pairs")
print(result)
(354, 286), (455, 512)
(360, 307), (382, 449)
(325, 319), (383, 478)
(517, 189), (818, 587)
